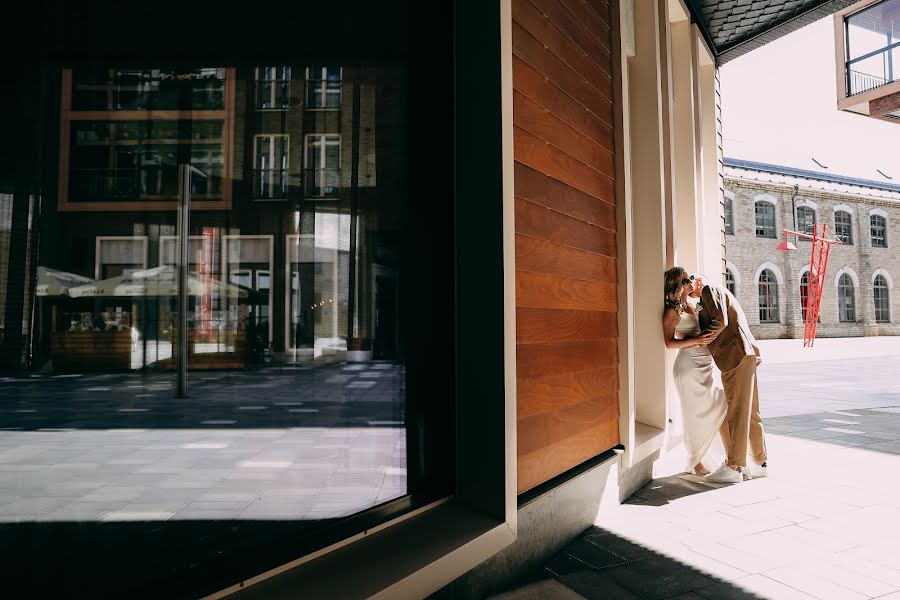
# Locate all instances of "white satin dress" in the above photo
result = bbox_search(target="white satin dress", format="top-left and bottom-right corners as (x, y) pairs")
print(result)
(673, 308), (728, 471)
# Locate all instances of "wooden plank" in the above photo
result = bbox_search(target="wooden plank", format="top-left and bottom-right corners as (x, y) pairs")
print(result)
(513, 0), (613, 100)
(518, 418), (619, 493)
(513, 56), (614, 141)
(515, 198), (616, 257)
(527, 0), (613, 76)
(514, 90), (613, 171)
(514, 163), (615, 229)
(515, 128), (614, 200)
(513, 22), (613, 119)
(517, 307), (617, 343)
(518, 366), (618, 418)
(518, 395), (618, 456)
(516, 236), (616, 283)
(516, 338), (617, 377)
(583, 0), (612, 30)
(558, 0), (612, 52)
(517, 270), (617, 312)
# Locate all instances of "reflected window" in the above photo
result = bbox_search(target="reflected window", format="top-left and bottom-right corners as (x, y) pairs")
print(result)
(254, 135), (289, 199)
(871, 214), (888, 247)
(306, 66), (342, 108)
(758, 268), (779, 323)
(255, 66), (291, 109)
(834, 210), (853, 244)
(755, 202), (776, 238)
(797, 206), (815, 237)
(305, 134), (341, 197)
(875, 274), (891, 323)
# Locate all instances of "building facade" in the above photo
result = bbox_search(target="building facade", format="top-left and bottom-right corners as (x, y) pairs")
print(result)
(724, 158), (900, 340)
(0, 1), (862, 599)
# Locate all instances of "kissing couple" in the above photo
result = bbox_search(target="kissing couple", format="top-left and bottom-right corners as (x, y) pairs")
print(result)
(662, 267), (768, 483)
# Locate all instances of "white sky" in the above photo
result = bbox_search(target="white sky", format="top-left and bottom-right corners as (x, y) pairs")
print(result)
(720, 16), (897, 183)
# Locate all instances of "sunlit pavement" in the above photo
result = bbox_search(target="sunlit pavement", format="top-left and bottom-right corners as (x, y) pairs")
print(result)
(0, 362), (406, 522)
(495, 342), (900, 599)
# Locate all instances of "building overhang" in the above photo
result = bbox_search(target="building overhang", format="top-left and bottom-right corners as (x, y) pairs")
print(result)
(684, 0), (857, 65)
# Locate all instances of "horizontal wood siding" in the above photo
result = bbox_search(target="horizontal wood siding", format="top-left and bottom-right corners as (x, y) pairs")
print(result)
(513, 0), (619, 494)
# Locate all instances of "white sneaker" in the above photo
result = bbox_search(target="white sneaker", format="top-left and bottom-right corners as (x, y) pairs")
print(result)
(705, 463), (743, 484)
(748, 462), (768, 478)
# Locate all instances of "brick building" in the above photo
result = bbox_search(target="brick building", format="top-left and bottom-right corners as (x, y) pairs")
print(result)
(724, 158), (900, 340)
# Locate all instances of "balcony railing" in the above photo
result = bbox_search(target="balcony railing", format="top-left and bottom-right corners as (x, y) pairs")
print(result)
(304, 168), (341, 198)
(844, 0), (899, 97)
(848, 69), (889, 95)
(253, 169), (289, 199)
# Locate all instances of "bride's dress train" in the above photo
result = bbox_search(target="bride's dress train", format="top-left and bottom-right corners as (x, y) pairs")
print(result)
(673, 308), (727, 471)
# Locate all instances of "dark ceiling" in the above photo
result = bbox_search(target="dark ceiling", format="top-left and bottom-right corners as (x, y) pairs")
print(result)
(686, 0), (859, 64)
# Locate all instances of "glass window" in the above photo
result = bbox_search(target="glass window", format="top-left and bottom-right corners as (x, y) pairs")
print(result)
(253, 134), (289, 199)
(838, 273), (856, 322)
(724, 197), (734, 234)
(305, 134), (341, 197)
(845, 0), (900, 95)
(797, 206), (815, 237)
(306, 66), (342, 108)
(875, 274), (890, 323)
(3, 20), (454, 594)
(800, 271), (810, 322)
(725, 269), (736, 295)
(871, 214), (888, 247)
(255, 66), (291, 109)
(834, 211), (853, 244)
(758, 269), (780, 323)
(755, 202), (776, 238)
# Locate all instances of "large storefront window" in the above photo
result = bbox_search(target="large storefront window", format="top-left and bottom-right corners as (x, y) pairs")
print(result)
(1, 1), (453, 597)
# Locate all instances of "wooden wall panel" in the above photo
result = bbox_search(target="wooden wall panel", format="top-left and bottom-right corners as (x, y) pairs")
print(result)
(513, 0), (619, 494)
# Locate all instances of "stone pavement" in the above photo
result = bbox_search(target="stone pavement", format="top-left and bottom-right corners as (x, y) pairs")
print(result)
(0, 361), (406, 522)
(494, 348), (900, 600)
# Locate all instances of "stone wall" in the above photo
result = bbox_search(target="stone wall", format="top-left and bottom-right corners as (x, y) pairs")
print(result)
(724, 178), (900, 340)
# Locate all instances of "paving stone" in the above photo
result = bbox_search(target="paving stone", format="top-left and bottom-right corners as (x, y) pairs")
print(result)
(564, 538), (628, 569)
(558, 571), (642, 600)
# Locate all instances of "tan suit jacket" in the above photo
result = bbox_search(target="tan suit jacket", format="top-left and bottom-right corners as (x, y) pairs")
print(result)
(698, 284), (760, 373)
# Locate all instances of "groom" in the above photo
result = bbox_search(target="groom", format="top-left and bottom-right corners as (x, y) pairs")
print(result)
(690, 275), (768, 483)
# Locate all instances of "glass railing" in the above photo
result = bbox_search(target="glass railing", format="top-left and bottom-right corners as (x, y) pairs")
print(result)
(845, 0), (900, 96)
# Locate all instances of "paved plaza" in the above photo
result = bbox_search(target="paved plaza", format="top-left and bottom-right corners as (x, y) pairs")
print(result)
(495, 339), (900, 600)
(0, 361), (406, 522)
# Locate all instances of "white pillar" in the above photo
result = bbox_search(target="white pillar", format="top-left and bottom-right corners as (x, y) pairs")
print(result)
(697, 33), (723, 281)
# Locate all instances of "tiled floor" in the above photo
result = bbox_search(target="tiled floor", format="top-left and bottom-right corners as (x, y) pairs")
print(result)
(0, 361), (406, 522)
(495, 349), (900, 600)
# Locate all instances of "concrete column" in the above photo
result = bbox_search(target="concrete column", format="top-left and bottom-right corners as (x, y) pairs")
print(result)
(696, 37), (722, 280)
(626, 0), (668, 431)
(670, 17), (701, 274)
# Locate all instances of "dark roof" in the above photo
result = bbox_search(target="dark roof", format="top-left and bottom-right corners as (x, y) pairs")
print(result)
(724, 157), (900, 194)
(686, 0), (857, 64)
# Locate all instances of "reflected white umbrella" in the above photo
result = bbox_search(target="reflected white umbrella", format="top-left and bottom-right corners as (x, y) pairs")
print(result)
(67, 265), (249, 299)
(35, 266), (94, 297)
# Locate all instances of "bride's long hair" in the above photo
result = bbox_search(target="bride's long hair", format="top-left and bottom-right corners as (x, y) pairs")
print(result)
(664, 266), (688, 314)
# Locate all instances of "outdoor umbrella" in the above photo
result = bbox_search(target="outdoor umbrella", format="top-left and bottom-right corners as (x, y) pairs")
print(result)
(35, 266), (94, 296)
(67, 265), (249, 299)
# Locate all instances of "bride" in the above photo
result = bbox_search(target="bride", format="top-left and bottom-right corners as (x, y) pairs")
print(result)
(662, 267), (731, 476)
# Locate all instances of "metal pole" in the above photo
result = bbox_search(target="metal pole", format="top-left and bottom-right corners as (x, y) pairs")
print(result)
(176, 164), (191, 398)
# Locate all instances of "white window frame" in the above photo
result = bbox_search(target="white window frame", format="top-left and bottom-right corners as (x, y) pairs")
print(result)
(95, 236), (149, 279)
(253, 134), (290, 200)
(254, 66), (291, 110)
(304, 134), (341, 198)
(833, 209), (853, 244)
(304, 66), (342, 110)
(874, 272), (891, 323)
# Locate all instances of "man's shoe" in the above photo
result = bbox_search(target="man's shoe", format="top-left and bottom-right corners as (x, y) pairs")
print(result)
(705, 463), (743, 484)
(748, 462), (768, 478)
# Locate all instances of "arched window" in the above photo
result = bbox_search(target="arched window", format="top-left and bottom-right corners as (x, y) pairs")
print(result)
(838, 273), (856, 322)
(800, 271), (810, 322)
(758, 269), (780, 323)
(834, 211), (853, 244)
(755, 202), (776, 238)
(875, 274), (890, 323)
(871, 214), (887, 247)
(725, 269), (736, 295)
(724, 197), (734, 234)
(797, 206), (815, 236)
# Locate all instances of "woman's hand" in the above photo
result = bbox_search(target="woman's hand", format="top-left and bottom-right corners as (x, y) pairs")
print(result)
(694, 332), (715, 347)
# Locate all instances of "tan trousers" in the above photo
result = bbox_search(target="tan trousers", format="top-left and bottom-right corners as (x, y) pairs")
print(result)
(721, 355), (767, 467)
